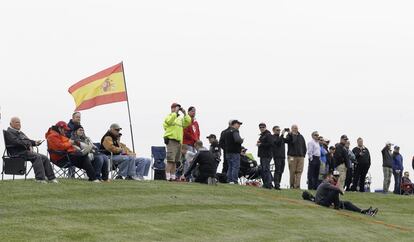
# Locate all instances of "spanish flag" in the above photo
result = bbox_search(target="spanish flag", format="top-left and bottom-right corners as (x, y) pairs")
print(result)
(68, 62), (127, 111)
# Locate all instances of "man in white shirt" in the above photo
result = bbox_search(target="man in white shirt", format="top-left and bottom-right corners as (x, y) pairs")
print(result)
(307, 131), (321, 190)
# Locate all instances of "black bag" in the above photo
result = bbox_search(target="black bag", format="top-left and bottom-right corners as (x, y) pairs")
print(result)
(302, 191), (315, 202)
(216, 173), (228, 183)
(154, 169), (166, 180)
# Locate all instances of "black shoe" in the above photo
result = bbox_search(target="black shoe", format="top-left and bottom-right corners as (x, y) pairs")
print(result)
(115, 175), (124, 180)
(370, 208), (379, 217)
(274, 187), (281, 190)
(362, 207), (372, 215)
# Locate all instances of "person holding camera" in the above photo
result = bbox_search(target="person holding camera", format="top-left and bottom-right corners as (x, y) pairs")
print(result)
(285, 125), (307, 189)
(271, 126), (287, 190)
(163, 103), (192, 181)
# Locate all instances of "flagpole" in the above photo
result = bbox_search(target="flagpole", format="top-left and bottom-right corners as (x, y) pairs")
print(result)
(120, 62), (136, 153)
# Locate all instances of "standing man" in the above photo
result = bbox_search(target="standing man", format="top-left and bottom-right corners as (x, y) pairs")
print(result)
(351, 138), (371, 192)
(183, 106), (200, 154)
(334, 135), (350, 189)
(392, 146), (404, 194)
(219, 120), (233, 174)
(271, 126), (286, 190)
(285, 125), (307, 189)
(257, 123), (273, 189)
(307, 131), (321, 190)
(381, 142), (393, 193)
(66, 112), (81, 138)
(206, 134), (221, 167)
(344, 140), (356, 191)
(224, 120), (244, 184)
(163, 103), (192, 181)
(4, 117), (57, 183)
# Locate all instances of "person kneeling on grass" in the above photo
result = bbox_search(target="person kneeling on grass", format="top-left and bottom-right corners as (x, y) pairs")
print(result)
(315, 171), (378, 216)
(182, 141), (217, 185)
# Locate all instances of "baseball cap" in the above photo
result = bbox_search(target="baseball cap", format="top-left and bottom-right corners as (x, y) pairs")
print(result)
(333, 170), (340, 176)
(394, 145), (400, 150)
(341, 135), (349, 140)
(110, 123), (122, 130)
(206, 134), (217, 139)
(55, 121), (70, 131)
(231, 120), (243, 125)
(171, 103), (181, 108)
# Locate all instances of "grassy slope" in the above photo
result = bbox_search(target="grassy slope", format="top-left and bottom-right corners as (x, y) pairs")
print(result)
(0, 180), (413, 242)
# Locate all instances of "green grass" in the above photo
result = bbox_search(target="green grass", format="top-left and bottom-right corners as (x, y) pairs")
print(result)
(0, 180), (413, 242)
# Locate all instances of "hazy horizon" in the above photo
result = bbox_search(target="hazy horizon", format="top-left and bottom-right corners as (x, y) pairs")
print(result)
(1, 0), (413, 190)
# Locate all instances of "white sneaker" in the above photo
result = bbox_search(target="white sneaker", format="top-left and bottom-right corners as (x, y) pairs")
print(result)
(35, 180), (47, 184)
(92, 180), (101, 183)
(49, 179), (59, 184)
(229, 182), (235, 185)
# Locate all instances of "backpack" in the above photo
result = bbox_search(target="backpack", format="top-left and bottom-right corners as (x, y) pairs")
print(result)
(302, 191), (315, 202)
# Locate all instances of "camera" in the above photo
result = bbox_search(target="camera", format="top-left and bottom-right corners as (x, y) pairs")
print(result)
(284, 128), (290, 132)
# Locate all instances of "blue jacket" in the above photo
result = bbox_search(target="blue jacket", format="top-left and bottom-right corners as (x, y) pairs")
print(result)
(320, 146), (328, 164)
(392, 152), (404, 171)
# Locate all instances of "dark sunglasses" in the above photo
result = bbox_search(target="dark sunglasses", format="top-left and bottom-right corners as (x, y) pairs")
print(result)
(259, 126), (266, 129)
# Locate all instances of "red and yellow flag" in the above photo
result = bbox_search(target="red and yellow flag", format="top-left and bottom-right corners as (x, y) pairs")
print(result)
(68, 63), (127, 111)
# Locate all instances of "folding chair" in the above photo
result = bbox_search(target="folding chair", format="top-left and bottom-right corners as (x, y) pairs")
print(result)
(151, 146), (166, 180)
(47, 140), (86, 179)
(2, 130), (33, 180)
(93, 143), (119, 179)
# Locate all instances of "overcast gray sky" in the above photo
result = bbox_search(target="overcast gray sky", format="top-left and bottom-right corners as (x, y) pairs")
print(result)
(1, 0), (413, 189)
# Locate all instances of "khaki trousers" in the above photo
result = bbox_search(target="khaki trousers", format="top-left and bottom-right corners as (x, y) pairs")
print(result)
(288, 156), (304, 189)
(336, 164), (347, 189)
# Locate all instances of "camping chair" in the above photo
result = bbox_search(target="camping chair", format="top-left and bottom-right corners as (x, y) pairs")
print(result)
(2, 130), (33, 180)
(400, 177), (414, 195)
(151, 146), (166, 180)
(47, 141), (86, 179)
(93, 143), (119, 179)
(239, 153), (262, 186)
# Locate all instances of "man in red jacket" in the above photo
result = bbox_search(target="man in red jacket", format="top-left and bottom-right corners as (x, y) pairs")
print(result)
(182, 106), (200, 177)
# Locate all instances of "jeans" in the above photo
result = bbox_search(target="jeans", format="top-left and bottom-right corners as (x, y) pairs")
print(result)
(260, 157), (273, 189)
(308, 156), (321, 190)
(318, 190), (361, 213)
(92, 154), (109, 180)
(112, 155), (136, 177)
(273, 157), (285, 189)
(226, 153), (240, 183)
(393, 171), (402, 194)
(135, 157), (151, 178)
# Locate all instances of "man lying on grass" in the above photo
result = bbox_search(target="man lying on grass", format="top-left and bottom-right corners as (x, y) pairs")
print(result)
(315, 171), (378, 216)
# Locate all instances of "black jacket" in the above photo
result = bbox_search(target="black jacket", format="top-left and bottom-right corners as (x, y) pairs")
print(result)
(258, 130), (273, 158)
(352, 146), (371, 166)
(3, 127), (36, 158)
(219, 127), (231, 151)
(185, 149), (217, 178)
(224, 128), (243, 154)
(285, 133), (307, 157)
(381, 147), (393, 168)
(327, 153), (335, 173)
(334, 143), (349, 168)
(272, 134), (286, 159)
(209, 140), (221, 163)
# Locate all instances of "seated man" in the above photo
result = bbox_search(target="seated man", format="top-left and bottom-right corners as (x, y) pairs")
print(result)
(71, 125), (109, 182)
(101, 124), (141, 180)
(401, 171), (413, 195)
(315, 171), (378, 216)
(118, 133), (151, 180)
(46, 121), (97, 182)
(4, 117), (57, 183)
(239, 147), (261, 180)
(183, 141), (217, 184)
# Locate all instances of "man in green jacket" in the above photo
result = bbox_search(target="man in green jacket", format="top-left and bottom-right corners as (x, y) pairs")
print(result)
(163, 103), (192, 181)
